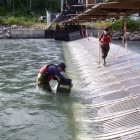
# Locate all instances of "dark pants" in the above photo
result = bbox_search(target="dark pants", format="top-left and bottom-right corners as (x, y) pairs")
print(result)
(36, 73), (51, 91)
(101, 44), (110, 59)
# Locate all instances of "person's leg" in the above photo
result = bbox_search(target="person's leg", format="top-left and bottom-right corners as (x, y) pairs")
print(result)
(36, 73), (52, 92)
(104, 45), (110, 58)
(101, 44), (105, 59)
(42, 82), (52, 91)
(103, 45), (110, 65)
(101, 44), (106, 65)
(106, 45), (110, 56)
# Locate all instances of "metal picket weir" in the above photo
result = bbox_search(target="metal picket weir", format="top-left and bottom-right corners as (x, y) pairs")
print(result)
(67, 37), (140, 140)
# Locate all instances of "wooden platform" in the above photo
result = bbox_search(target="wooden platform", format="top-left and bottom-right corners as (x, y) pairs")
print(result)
(47, 0), (140, 29)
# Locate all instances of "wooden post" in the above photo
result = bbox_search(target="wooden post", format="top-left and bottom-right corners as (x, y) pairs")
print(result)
(124, 22), (130, 63)
(98, 21), (101, 64)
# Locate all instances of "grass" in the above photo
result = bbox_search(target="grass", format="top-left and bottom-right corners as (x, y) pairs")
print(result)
(0, 16), (140, 32)
(0, 16), (47, 28)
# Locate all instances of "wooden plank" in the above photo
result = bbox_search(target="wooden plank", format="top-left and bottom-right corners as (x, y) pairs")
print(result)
(61, 0), (140, 23)
(101, 1), (140, 9)
(86, 0), (95, 7)
(106, 0), (140, 2)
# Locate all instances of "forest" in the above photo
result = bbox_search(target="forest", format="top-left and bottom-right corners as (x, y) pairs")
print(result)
(0, 0), (61, 16)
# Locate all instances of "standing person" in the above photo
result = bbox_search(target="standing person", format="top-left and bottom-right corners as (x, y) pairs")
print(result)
(99, 28), (112, 65)
(55, 23), (60, 31)
(36, 62), (73, 92)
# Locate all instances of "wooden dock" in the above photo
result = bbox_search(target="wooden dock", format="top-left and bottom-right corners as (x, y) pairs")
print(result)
(67, 37), (140, 140)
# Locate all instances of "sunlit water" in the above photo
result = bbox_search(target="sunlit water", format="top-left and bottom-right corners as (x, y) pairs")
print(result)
(0, 38), (140, 140)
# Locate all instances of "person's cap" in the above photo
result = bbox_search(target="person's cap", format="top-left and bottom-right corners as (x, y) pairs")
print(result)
(59, 62), (66, 72)
(104, 28), (109, 31)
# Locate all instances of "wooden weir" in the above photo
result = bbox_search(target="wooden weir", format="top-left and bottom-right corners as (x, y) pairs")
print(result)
(47, 0), (140, 139)
(67, 37), (140, 139)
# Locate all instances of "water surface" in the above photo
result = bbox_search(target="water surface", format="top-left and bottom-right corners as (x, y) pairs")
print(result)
(0, 39), (79, 140)
(0, 38), (140, 140)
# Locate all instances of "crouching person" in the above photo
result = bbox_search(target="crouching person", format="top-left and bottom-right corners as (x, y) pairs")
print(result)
(36, 62), (73, 92)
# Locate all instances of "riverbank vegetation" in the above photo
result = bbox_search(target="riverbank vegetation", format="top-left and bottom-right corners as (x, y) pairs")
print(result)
(0, 0), (61, 27)
(93, 17), (140, 33)
(0, 0), (139, 32)
(0, 0), (61, 16)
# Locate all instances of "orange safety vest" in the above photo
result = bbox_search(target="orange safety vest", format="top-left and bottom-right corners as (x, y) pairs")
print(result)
(101, 34), (110, 45)
(40, 65), (55, 81)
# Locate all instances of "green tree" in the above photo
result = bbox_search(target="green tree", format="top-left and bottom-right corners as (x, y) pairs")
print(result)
(0, 0), (61, 16)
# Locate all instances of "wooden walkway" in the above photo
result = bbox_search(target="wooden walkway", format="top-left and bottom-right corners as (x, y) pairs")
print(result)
(67, 37), (140, 140)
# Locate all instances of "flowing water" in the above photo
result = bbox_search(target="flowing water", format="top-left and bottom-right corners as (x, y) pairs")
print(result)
(111, 40), (140, 53)
(0, 39), (81, 140)
(0, 38), (140, 140)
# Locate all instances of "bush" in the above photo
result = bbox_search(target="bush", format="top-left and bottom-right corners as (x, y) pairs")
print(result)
(93, 17), (140, 33)
(108, 19), (123, 33)
(6, 17), (20, 25)
(21, 17), (29, 22)
(0, 16), (5, 24)
(32, 17), (39, 22)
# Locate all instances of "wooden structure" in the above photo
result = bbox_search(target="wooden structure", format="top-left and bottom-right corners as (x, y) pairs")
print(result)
(65, 0), (140, 23)
(47, 0), (140, 29)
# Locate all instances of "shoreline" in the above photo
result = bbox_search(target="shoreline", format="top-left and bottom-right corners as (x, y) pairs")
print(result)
(0, 24), (140, 41)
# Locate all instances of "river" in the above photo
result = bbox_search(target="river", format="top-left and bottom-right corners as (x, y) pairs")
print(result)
(0, 38), (140, 140)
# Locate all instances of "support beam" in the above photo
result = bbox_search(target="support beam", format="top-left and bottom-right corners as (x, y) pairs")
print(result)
(101, 1), (140, 9)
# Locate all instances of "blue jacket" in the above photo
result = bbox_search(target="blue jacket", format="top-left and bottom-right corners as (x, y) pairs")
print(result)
(47, 65), (71, 85)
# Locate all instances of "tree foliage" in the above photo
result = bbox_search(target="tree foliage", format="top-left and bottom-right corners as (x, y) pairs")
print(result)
(0, 0), (61, 16)
(93, 17), (140, 33)
(108, 17), (140, 32)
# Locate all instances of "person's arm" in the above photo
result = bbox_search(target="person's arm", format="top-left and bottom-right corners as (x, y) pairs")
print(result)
(54, 70), (71, 85)
(107, 34), (112, 42)
(53, 77), (58, 80)
(53, 76), (61, 84)
(99, 34), (103, 41)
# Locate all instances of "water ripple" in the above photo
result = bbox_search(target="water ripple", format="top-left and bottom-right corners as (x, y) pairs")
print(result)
(0, 39), (76, 140)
